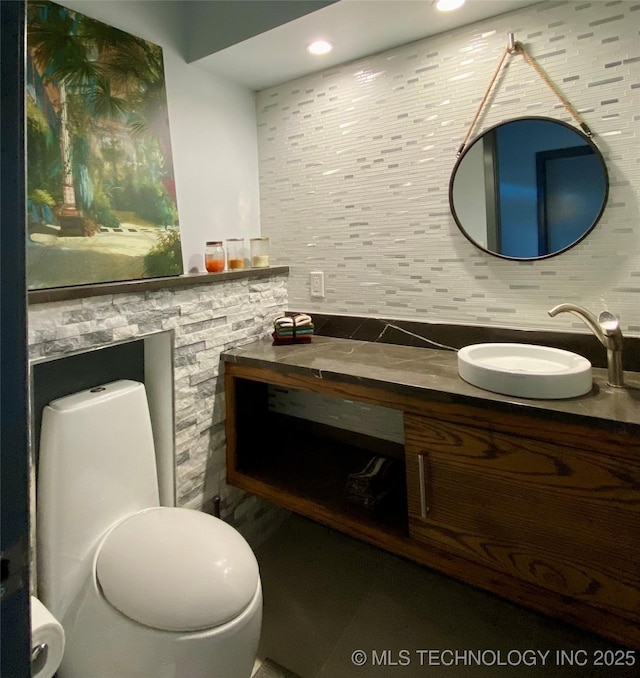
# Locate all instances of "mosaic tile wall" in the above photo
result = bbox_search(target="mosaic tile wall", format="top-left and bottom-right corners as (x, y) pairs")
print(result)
(257, 1), (640, 336)
(268, 385), (405, 444)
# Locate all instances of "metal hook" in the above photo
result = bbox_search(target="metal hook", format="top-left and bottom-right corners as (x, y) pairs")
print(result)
(507, 32), (517, 53)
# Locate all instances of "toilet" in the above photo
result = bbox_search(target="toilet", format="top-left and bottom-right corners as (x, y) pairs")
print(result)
(36, 379), (262, 678)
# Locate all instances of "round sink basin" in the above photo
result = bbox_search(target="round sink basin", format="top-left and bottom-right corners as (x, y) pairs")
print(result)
(457, 343), (592, 399)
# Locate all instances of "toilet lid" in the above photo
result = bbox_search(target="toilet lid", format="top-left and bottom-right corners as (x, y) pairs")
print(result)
(96, 507), (260, 632)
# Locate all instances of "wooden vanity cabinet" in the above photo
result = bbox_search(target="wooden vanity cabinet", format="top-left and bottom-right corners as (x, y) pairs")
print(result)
(404, 405), (640, 648)
(225, 361), (640, 648)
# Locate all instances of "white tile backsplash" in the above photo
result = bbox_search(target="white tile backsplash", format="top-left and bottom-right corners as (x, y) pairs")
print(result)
(257, 1), (640, 335)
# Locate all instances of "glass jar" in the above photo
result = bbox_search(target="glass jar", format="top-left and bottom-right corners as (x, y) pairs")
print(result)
(250, 237), (270, 267)
(205, 241), (225, 273)
(226, 238), (245, 270)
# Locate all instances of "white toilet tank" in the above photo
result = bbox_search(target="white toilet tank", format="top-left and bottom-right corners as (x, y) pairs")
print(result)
(38, 380), (161, 619)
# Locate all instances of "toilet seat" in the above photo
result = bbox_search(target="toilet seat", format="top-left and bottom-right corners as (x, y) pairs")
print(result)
(96, 507), (260, 632)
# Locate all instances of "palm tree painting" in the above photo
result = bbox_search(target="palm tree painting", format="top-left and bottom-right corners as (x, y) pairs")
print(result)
(26, 0), (184, 289)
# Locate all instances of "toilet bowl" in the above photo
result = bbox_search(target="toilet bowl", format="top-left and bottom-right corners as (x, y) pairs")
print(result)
(37, 380), (262, 678)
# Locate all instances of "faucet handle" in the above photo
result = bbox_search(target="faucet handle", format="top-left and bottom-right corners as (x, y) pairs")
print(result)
(597, 310), (620, 334)
(597, 311), (624, 351)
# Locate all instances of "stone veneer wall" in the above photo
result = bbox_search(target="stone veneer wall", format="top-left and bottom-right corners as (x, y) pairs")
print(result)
(28, 274), (289, 545)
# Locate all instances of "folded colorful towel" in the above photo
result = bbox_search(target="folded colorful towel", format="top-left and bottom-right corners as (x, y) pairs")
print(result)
(273, 327), (314, 337)
(272, 313), (315, 346)
(274, 313), (313, 329)
(271, 332), (313, 346)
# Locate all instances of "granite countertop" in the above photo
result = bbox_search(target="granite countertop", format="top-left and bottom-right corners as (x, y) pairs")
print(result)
(223, 335), (640, 434)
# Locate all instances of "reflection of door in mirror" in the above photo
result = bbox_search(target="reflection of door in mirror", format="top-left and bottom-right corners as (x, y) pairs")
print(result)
(536, 147), (604, 255)
(449, 118), (608, 261)
(495, 120), (603, 258)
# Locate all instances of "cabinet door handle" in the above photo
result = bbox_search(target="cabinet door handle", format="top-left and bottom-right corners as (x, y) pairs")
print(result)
(418, 452), (430, 517)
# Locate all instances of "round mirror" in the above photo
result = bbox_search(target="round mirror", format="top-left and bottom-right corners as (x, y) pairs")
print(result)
(449, 117), (609, 260)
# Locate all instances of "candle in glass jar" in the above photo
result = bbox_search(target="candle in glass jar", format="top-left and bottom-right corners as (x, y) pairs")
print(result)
(226, 238), (245, 270)
(250, 237), (270, 267)
(205, 241), (225, 272)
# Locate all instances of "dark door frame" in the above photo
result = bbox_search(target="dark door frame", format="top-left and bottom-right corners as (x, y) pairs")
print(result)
(535, 144), (596, 256)
(1, 1), (31, 676)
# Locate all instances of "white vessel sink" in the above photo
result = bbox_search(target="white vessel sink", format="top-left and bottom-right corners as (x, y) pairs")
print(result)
(457, 343), (593, 399)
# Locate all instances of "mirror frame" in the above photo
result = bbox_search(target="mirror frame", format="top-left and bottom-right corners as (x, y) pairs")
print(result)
(448, 116), (609, 261)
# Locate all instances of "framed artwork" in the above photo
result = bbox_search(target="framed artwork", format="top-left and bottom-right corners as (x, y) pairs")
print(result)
(26, 0), (183, 289)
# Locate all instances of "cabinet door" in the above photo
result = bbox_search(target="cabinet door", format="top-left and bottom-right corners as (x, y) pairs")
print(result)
(404, 413), (640, 623)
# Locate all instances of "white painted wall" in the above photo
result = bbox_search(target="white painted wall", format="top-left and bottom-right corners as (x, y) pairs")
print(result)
(59, 0), (262, 274)
(183, 0), (335, 63)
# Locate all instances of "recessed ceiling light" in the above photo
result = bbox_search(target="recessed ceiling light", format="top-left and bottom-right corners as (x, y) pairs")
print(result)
(434, 0), (466, 11)
(306, 40), (334, 56)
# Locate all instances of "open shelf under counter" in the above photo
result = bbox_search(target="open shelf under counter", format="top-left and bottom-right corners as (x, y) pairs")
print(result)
(227, 374), (408, 547)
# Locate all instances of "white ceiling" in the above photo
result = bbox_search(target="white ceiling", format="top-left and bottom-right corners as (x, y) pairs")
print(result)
(190, 0), (543, 91)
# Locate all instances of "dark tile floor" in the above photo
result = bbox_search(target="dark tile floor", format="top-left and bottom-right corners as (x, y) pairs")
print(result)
(252, 515), (637, 678)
